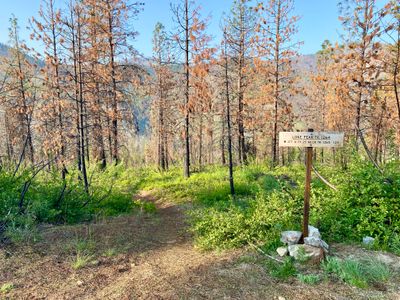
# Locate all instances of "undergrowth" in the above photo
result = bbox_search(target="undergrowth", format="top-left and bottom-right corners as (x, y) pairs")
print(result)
(322, 257), (391, 288)
(140, 157), (400, 254)
(0, 163), (148, 244)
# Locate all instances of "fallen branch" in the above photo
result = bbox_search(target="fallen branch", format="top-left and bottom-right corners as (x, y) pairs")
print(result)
(357, 127), (384, 175)
(248, 242), (283, 263)
(312, 165), (338, 191)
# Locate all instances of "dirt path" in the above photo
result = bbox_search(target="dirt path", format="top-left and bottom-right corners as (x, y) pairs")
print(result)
(1, 191), (399, 299)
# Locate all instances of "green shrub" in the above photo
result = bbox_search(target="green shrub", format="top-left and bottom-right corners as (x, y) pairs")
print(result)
(190, 189), (301, 250)
(0, 163), (144, 243)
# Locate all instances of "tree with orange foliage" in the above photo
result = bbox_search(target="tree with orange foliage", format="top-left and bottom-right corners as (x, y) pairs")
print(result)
(31, 0), (69, 177)
(0, 17), (36, 165)
(255, 0), (300, 166)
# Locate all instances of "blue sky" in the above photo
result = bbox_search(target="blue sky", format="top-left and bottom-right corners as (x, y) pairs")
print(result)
(0, 0), (343, 56)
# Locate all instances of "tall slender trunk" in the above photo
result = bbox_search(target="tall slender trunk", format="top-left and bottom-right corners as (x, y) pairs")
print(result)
(94, 82), (107, 169)
(355, 0), (369, 151)
(158, 72), (166, 170)
(198, 114), (203, 167)
(77, 8), (89, 193)
(237, 4), (246, 164)
(14, 23), (34, 165)
(221, 113), (226, 165)
(184, 0), (190, 177)
(394, 23), (400, 121)
(70, 4), (82, 171)
(107, 2), (119, 164)
(272, 0), (281, 166)
(224, 37), (235, 195)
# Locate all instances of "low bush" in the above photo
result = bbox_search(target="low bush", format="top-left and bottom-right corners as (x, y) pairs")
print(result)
(151, 158), (400, 252)
(0, 163), (144, 244)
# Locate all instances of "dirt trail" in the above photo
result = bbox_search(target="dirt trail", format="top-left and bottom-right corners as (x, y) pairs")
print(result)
(91, 191), (242, 299)
(1, 191), (399, 300)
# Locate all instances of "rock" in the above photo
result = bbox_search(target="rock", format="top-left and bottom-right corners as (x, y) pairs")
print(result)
(304, 236), (321, 248)
(304, 236), (329, 252)
(77, 280), (84, 287)
(308, 226), (321, 239)
(276, 247), (288, 257)
(278, 297), (286, 300)
(288, 244), (324, 262)
(363, 236), (375, 245)
(281, 231), (302, 245)
(320, 239), (330, 253)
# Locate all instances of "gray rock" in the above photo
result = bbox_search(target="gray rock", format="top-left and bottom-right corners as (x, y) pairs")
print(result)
(304, 236), (321, 248)
(308, 225), (321, 239)
(288, 244), (324, 262)
(281, 231), (302, 245)
(320, 239), (329, 250)
(304, 237), (329, 253)
(276, 247), (288, 257)
(321, 239), (330, 253)
(363, 236), (375, 245)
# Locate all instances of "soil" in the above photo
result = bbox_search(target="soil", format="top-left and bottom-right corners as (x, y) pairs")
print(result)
(1, 191), (400, 300)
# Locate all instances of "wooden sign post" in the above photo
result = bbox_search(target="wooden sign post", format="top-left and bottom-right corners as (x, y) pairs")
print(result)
(279, 129), (344, 240)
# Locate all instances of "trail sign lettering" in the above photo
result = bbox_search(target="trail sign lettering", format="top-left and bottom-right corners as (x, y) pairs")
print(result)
(279, 129), (344, 241)
(279, 132), (344, 148)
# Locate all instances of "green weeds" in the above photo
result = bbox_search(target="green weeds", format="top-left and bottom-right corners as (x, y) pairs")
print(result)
(322, 257), (390, 288)
(0, 283), (14, 294)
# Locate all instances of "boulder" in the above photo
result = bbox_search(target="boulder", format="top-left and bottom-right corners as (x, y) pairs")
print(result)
(288, 244), (324, 262)
(304, 237), (329, 254)
(281, 231), (302, 245)
(304, 236), (321, 248)
(276, 247), (288, 257)
(306, 237), (329, 249)
(363, 236), (375, 246)
(308, 225), (321, 239)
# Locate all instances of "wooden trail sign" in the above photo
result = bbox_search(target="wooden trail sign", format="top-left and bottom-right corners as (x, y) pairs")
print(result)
(279, 132), (344, 148)
(279, 129), (344, 241)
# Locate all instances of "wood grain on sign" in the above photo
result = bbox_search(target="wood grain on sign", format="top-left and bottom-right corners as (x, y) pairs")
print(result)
(279, 132), (344, 148)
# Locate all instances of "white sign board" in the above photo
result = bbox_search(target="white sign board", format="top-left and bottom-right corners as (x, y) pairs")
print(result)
(279, 132), (344, 148)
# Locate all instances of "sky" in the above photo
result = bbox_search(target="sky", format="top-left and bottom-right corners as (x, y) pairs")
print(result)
(0, 0), (344, 56)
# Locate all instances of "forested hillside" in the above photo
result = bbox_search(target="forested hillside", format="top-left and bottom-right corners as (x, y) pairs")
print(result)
(0, 0), (400, 299)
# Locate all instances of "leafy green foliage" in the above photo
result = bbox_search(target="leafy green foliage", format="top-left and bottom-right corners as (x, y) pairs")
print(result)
(143, 158), (400, 252)
(0, 163), (145, 243)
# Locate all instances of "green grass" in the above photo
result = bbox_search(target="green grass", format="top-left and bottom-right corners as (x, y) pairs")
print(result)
(0, 283), (14, 294)
(0, 163), (145, 245)
(297, 274), (321, 285)
(322, 257), (391, 288)
(71, 253), (95, 270)
(2, 155), (400, 258)
(103, 248), (118, 257)
(139, 159), (400, 253)
(265, 257), (297, 280)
